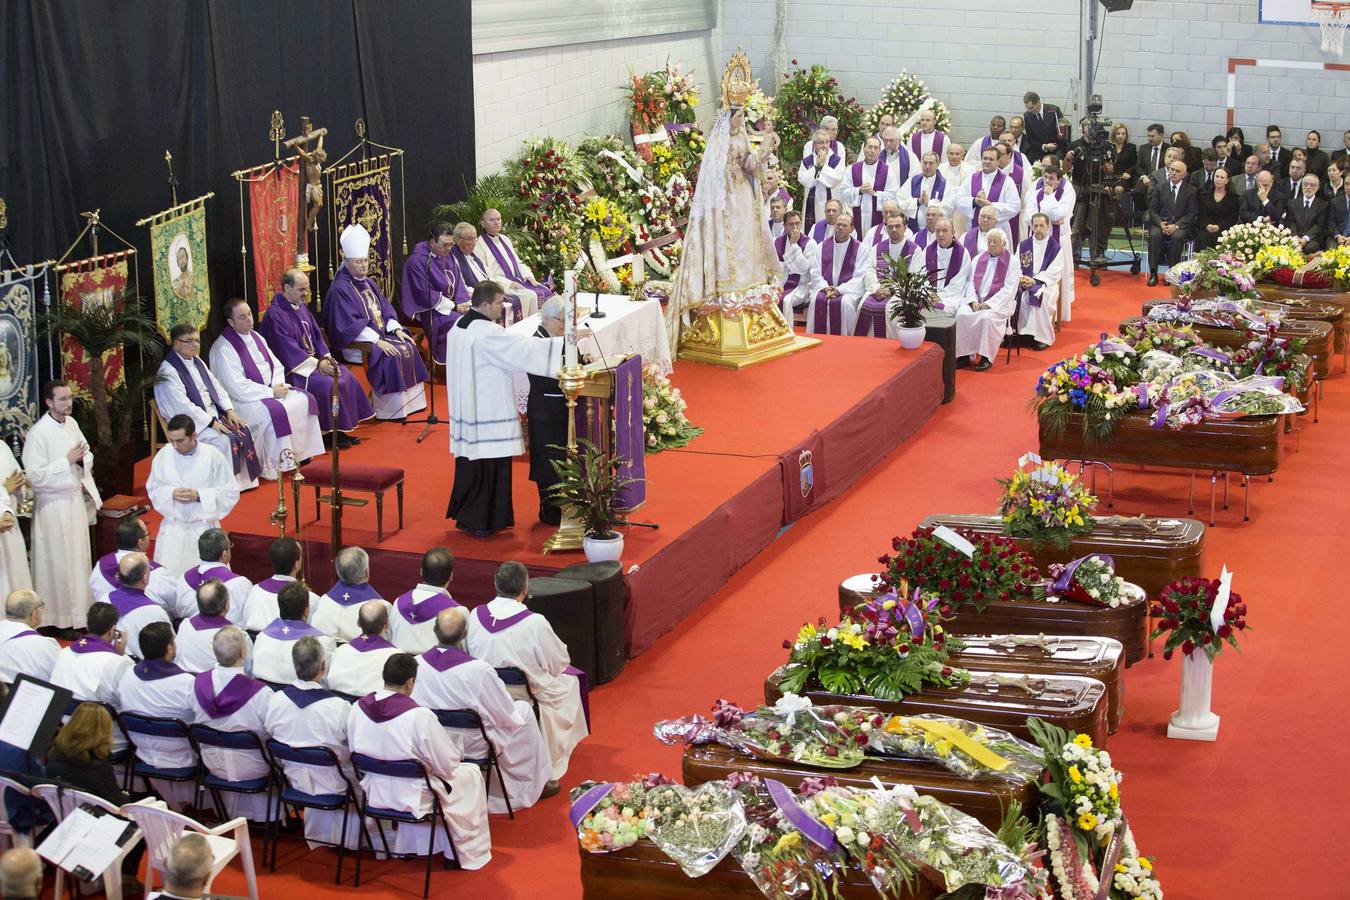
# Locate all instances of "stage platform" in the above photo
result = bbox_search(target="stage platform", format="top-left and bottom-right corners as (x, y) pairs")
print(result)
(136, 334), (944, 655)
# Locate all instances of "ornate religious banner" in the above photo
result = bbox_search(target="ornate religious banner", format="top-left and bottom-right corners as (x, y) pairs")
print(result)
(0, 268), (42, 436)
(249, 161), (300, 316)
(330, 156), (394, 298)
(144, 196), (212, 339)
(58, 254), (128, 401)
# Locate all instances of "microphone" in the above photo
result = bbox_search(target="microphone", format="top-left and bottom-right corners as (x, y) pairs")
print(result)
(578, 324), (610, 372)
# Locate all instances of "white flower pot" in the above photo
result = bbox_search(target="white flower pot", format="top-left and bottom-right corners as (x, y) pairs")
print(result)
(583, 533), (624, 563)
(1167, 650), (1221, 741)
(896, 324), (926, 350)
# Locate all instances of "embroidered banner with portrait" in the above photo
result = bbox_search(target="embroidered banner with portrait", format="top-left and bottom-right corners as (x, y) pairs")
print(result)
(331, 158), (393, 298)
(0, 268), (43, 437)
(249, 161), (300, 316)
(149, 201), (211, 339)
(58, 255), (128, 402)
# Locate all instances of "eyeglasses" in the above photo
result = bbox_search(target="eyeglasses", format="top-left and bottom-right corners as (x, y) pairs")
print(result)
(174, 337), (201, 345)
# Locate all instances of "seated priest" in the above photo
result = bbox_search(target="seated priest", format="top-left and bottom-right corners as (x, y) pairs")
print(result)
(450, 222), (524, 326)
(957, 147), (1022, 246)
(475, 208), (552, 316)
(347, 652), (492, 869)
(1014, 213), (1064, 351)
(251, 581), (334, 686)
(175, 579), (250, 674)
(107, 552), (172, 661)
(798, 129), (845, 230)
(263, 636), (362, 849)
(912, 206), (945, 249)
(155, 324), (259, 490)
(325, 600), (401, 698)
(400, 221), (467, 366)
(49, 602), (133, 710)
(239, 537), (320, 634)
(962, 205), (1001, 257)
(90, 516), (178, 611)
(190, 625), (275, 821)
(311, 546), (389, 642)
(898, 152), (953, 234)
(390, 546), (460, 655)
(256, 268), (372, 448)
(860, 199), (902, 255)
(910, 217), (973, 313)
(209, 298), (324, 477)
(839, 136), (898, 240)
(116, 621), (197, 809)
(1024, 165), (1076, 324)
(324, 224), (428, 421)
(955, 229), (1022, 371)
(412, 607), (555, 813)
(465, 562), (589, 782)
(775, 210), (819, 322)
(0, 590), (61, 683)
(175, 528), (252, 624)
(805, 212), (866, 336)
(808, 198), (844, 244)
(145, 415), (240, 576)
(855, 210), (920, 338)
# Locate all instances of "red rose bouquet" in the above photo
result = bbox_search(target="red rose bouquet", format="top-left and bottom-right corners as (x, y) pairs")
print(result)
(1150, 576), (1249, 661)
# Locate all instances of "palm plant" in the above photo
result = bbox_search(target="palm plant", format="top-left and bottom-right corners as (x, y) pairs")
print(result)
(431, 173), (527, 230)
(878, 255), (939, 328)
(547, 439), (641, 539)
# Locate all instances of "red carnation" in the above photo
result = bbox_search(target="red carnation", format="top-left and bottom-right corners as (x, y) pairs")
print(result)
(782, 639), (791, 649)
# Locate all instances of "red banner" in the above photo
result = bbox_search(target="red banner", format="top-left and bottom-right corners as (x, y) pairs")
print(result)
(249, 161), (300, 315)
(58, 256), (128, 401)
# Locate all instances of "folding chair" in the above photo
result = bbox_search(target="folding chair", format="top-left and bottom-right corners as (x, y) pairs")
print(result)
(494, 666), (540, 721)
(116, 712), (202, 797)
(32, 782), (143, 900)
(264, 740), (367, 882)
(187, 725), (278, 840)
(1005, 291), (1022, 364)
(0, 774), (36, 851)
(350, 752), (459, 899)
(120, 798), (259, 900)
(433, 708), (514, 819)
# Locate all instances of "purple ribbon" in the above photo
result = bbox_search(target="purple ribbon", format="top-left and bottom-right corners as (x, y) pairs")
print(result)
(421, 645), (475, 672)
(664, 123), (694, 133)
(765, 779), (837, 851)
(901, 596), (926, 640)
(1051, 554), (1114, 595)
(1135, 383), (1152, 409)
(1151, 402), (1171, 428)
(396, 590), (460, 625)
(356, 691), (419, 723)
(194, 671), (267, 718)
(1096, 332), (1134, 355)
(568, 782), (615, 829)
(1190, 347), (1232, 365)
(349, 634), (396, 653)
(184, 565), (237, 592)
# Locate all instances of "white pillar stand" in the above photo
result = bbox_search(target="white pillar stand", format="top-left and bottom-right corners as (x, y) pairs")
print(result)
(1168, 651), (1220, 741)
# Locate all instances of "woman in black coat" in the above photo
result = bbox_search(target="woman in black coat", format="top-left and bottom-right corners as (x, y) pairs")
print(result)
(1195, 168), (1241, 251)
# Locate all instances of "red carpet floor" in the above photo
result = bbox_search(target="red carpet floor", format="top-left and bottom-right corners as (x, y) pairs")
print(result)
(185, 272), (1346, 898)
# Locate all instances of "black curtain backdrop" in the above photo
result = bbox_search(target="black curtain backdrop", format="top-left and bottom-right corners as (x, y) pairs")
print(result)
(1, 0), (474, 326)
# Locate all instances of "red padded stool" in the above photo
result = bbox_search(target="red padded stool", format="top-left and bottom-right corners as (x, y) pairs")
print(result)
(293, 462), (405, 542)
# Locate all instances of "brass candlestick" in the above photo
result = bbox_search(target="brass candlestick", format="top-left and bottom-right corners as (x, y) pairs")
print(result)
(541, 363), (588, 554)
(269, 449), (304, 537)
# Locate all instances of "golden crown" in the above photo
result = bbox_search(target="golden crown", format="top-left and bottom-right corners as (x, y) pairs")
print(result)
(720, 49), (756, 109)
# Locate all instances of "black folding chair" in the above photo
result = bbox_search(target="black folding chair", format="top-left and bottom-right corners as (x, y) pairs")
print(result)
(116, 712), (202, 797)
(187, 724), (278, 846)
(494, 666), (539, 721)
(265, 740), (367, 881)
(350, 752), (459, 898)
(433, 708), (514, 818)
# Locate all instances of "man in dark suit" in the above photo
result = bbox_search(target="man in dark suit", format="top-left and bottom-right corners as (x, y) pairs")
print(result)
(1331, 128), (1350, 168)
(1136, 123), (1168, 205)
(1146, 159), (1198, 285)
(1284, 175), (1331, 252)
(1236, 155), (1262, 195)
(1329, 179), (1350, 245)
(1022, 91), (1065, 157)
(1241, 171), (1286, 224)
(1212, 136), (1242, 177)
(1303, 130), (1330, 182)
(1188, 149), (1221, 192)
(1266, 126), (1291, 180)
(1275, 155), (1307, 201)
(526, 297), (568, 526)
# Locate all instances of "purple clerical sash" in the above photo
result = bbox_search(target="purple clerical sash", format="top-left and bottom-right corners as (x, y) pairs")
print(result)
(324, 581), (384, 607)
(909, 130), (945, 160)
(962, 228), (984, 257)
(257, 577), (293, 594)
(218, 327), (319, 436)
(473, 604), (534, 634)
(395, 590), (460, 625)
(814, 238), (860, 334)
(481, 234), (550, 301)
(801, 153), (841, 228)
(163, 352), (227, 417)
(882, 147), (911, 182)
(283, 685), (337, 709)
(775, 234), (810, 292)
(1007, 164), (1024, 244)
(97, 552), (162, 588)
(422, 645), (475, 672)
(349, 634), (396, 653)
(913, 229), (932, 249)
(875, 238), (918, 271)
(71, 636), (118, 655)
(184, 564), (237, 592)
(925, 241), (966, 287)
(970, 170), (1008, 209)
(135, 659), (187, 681)
(162, 352), (261, 480)
(261, 618), (322, 641)
(188, 614), (231, 631)
(194, 671), (267, 718)
(849, 161), (890, 237)
(357, 691), (419, 723)
(108, 587), (157, 616)
(973, 251), (1013, 302)
(906, 173), (947, 231)
(1017, 237), (1060, 307)
(856, 237), (913, 339)
(809, 220), (830, 244)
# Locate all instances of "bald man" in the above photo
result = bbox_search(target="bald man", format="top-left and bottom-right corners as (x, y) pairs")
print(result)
(0, 589), (61, 681)
(325, 600), (401, 697)
(0, 847), (42, 900)
(153, 832), (213, 898)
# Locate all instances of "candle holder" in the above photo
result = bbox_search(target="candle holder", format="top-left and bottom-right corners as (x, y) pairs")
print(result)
(542, 362), (589, 554)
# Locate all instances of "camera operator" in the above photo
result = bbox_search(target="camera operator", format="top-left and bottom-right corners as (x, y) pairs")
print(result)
(1063, 112), (1118, 266)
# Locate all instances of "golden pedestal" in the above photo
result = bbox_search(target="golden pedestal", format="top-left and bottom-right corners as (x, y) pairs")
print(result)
(677, 302), (819, 369)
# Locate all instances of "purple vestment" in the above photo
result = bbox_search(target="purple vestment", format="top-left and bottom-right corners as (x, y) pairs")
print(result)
(1017, 236), (1062, 307)
(972, 250), (1013, 302)
(401, 240), (465, 364)
(162, 352), (261, 479)
(848, 160), (890, 238)
(450, 246), (521, 325)
(480, 233), (551, 303)
(257, 293), (373, 432)
(906, 172), (948, 231)
(813, 238), (860, 335)
(855, 237), (919, 338)
(774, 233), (810, 293)
(323, 266), (428, 398)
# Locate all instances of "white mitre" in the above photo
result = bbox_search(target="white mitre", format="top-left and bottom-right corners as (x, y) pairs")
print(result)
(340, 224), (371, 260)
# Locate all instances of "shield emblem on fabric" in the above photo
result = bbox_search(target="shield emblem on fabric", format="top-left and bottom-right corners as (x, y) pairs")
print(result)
(798, 449), (814, 498)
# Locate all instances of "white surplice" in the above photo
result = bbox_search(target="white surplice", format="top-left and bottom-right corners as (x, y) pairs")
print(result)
(804, 238), (868, 335)
(311, 588), (390, 643)
(190, 666), (275, 820)
(325, 638), (400, 698)
(956, 250), (1023, 361)
(238, 575), (321, 634)
(797, 153), (845, 225)
(910, 243), (974, 310)
(251, 622), (336, 685)
(860, 240), (919, 340)
(264, 682), (364, 848)
(117, 661), (199, 808)
(958, 170), (1022, 243)
(464, 596), (589, 781)
(174, 616), (252, 675)
(111, 589), (172, 660)
(838, 161), (899, 239)
(777, 237), (820, 321)
(388, 584), (454, 655)
(154, 354), (257, 491)
(897, 173), (955, 232)
(0, 620), (60, 682)
(938, 160), (975, 232)
(22, 412), (101, 629)
(145, 444), (240, 576)
(209, 329), (324, 478)
(473, 233), (546, 318)
(0, 443), (31, 598)
(90, 549), (180, 611)
(1025, 180), (1078, 321)
(50, 642), (133, 706)
(1014, 237), (1064, 347)
(174, 560), (253, 622)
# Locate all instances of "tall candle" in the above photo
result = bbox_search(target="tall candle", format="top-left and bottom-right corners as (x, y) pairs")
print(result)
(563, 270), (578, 368)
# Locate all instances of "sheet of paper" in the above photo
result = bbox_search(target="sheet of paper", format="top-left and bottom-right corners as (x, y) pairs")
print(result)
(0, 679), (55, 751)
(37, 808), (97, 867)
(931, 525), (975, 558)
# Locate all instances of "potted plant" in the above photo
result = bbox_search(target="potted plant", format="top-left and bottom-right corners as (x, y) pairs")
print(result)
(878, 256), (938, 349)
(548, 438), (642, 562)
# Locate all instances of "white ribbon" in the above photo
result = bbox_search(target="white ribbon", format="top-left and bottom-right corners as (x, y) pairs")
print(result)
(772, 692), (814, 727)
(867, 776), (919, 807)
(931, 525), (975, 558)
(895, 96), (937, 140)
(598, 148), (647, 185)
(1210, 565), (1233, 633)
(632, 129), (671, 147)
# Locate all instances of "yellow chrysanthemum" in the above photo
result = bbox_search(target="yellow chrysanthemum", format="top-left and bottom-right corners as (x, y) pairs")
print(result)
(1068, 766), (1083, 784)
(1109, 782), (1119, 800)
(1140, 858), (1153, 871)
(1077, 812), (1098, 831)
(773, 832), (801, 853)
(1073, 734), (1093, 749)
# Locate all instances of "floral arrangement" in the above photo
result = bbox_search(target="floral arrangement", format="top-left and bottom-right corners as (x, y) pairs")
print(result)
(624, 70), (669, 138)
(1250, 242), (1306, 277)
(1228, 324), (1310, 393)
(642, 365), (701, 452)
(1047, 555), (1134, 608)
(996, 456), (1098, 551)
(578, 135), (647, 210)
(1085, 333), (1140, 387)
(742, 88), (776, 130)
(1033, 354), (1137, 444)
(658, 60), (699, 123)
(1215, 219), (1300, 263)
(1120, 320), (1201, 355)
(652, 695), (875, 768)
(668, 126), (707, 184)
(728, 774), (848, 898)
(1163, 249), (1257, 299)
(878, 714), (1045, 783)
(879, 528), (1041, 613)
(773, 61), (865, 189)
(1112, 827), (1164, 900)
(644, 780), (748, 877)
(1313, 244), (1350, 288)
(862, 71), (953, 139)
(503, 138), (585, 280)
(648, 140), (684, 184)
(583, 196), (632, 256)
(1150, 575), (1248, 661)
(571, 776), (659, 852)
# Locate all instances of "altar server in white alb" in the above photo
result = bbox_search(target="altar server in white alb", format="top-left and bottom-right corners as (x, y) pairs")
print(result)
(798, 129), (845, 230)
(90, 516), (179, 610)
(210, 298), (324, 477)
(311, 546), (389, 642)
(1023, 165), (1077, 323)
(805, 213), (867, 336)
(910, 218), (974, 313)
(325, 600), (401, 697)
(23, 380), (101, 629)
(958, 147), (1022, 246)
(775, 210), (819, 322)
(955, 229), (1022, 371)
(0, 441), (31, 598)
(1013, 213), (1064, 350)
(146, 415), (240, 575)
(445, 281), (565, 537)
(0, 589), (60, 682)
(839, 137), (898, 240)
(348, 652), (492, 869)
(413, 607), (555, 813)
(465, 562), (589, 781)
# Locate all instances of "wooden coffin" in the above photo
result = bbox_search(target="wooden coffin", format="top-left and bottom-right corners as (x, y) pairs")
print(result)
(917, 513), (1206, 599)
(764, 666), (1110, 749)
(1256, 285), (1350, 355)
(681, 743), (1040, 831)
(1039, 409), (1281, 477)
(838, 574), (1148, 666)
(578, 839), (941, 899)
(1133, 306), (1334, 379)
(950, 635), (1124, 733)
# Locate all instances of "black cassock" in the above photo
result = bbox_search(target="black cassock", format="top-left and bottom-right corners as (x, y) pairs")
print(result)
(527, 324), (568, 525)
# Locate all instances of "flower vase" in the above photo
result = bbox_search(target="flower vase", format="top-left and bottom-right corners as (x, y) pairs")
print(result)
(896, 324), (926, 349)
(1167, 650), (1220, 741)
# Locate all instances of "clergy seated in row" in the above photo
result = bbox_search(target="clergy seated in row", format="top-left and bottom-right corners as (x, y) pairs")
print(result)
(401, 221), (467, 366)
(913, 206), (945, 250)
(50, 601), (133, 711)
(1013, 213), (1064, 351)
(859, 199), (901, 255)
(210, 298), (324, 472)
(452, 222), (530, 327)
(798, 129), (845, 230)
(911, 217), (972, 321)
(951, 229), (1022, 371)
(0, 443), (30, 601)
(962, 206), (1002, 258)
(958, 147), (1022, 249)
(155, 325), (260, 491)
(191, 625), (274, 820)
(176, 528), (252, 625)
(877, 126), (917, 184)
(939, 143), (975, 232)
(475, 208), (552, 317)
(256, 268), (372, 449)
(808, 198), (844, 245)
(1023, 166), (1077, 325)
(465, 562), (589, 782)
(412, 607), (555, 813)
(313, 546), (390, 642)
(324, 223), (428, 421)
(326, 600), (401, 697)
(90, 516), (177, 610)
(390, 546), (460, 654)
(145, 415), (240, 576)
(239, 537), (319, 633)
(251, 582), (336, 686)
(107, 552), (172, 661)
(840, 137), (899, 241)
(117, 621), (198, 810)
(176, 578), (250, 675)
(776, 211), (818, 323)
(909, 108), (948, 165)
(855, 211), (920, 339)
(0, 589), (60, 683)
(348, 652), (492, 869)
(898, 152), (953, 234)
(805, 213), (866, 336)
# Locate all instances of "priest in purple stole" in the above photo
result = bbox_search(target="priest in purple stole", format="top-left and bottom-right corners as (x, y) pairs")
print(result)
(806, 213), (866, 335)
(324, 224), (428, 421)
(400, 222), (467, 365)
(856, 211), (919, 338)
(808, 198), (843, 244)
(797, 129), (845, 229)
(956, 229), (1022, 370)
(909, 108), (948, 161)
(1013, 213), (1063, 350)
(878, 126), (916, 183)
(256, 268), (372, 446)
(996, 140), (1029, 244)
(840, 137), (895, 240)
(911, 217), (974, 312)
(775, 210), (818, 322)
(450, 223), (524, 326)
(912, 206), (944, 250)
(898, 152), (952, 232)
(475, 208), (552, 316)
(957, 147), (1022, 247)
(190, 624), (275, 820)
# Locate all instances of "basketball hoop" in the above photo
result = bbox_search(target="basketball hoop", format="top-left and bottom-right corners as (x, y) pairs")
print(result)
(1313, 1), (1349, 56)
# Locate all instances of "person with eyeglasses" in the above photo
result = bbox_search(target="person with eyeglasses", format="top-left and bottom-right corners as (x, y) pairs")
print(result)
(0, 589), (59, 681)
